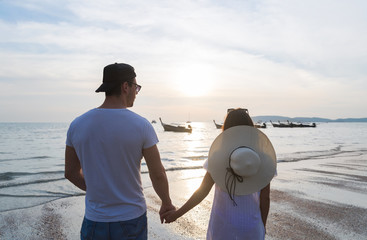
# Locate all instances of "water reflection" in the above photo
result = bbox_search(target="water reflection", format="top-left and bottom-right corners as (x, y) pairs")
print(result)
(175, 168), (207, 197)
(155, 122), (220, 170)
(178, 123), (217, 195)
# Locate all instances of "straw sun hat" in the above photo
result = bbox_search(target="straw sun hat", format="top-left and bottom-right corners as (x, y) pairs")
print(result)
(208, 126), (277, 198)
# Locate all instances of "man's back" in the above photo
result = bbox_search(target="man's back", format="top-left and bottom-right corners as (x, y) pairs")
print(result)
(65, 63), (174, 239)
(66, 108), (158, 222)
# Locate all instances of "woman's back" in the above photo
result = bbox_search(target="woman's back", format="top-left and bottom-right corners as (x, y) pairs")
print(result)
(207, 184), (265, 240)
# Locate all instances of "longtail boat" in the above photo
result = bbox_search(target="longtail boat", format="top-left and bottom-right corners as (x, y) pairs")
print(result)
(159, 118), (192, 133)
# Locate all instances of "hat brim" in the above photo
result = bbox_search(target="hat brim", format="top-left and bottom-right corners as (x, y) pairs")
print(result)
(95, 81), (121, 92)
(208, 126), (276, 195)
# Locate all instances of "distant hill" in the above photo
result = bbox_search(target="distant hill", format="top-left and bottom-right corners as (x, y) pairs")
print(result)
(252, 116), (367, 123)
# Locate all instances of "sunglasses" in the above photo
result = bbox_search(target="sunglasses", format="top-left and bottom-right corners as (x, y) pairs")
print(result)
(128, 82), (142, 93)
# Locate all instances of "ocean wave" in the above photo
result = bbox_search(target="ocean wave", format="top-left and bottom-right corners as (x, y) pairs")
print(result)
(277, 146), (359, 163)
(0, 174), (65, 189)
(0, 193), (70, 198)
(290, 145), (342, 156)
(0, 151), (12, 154)
(161, 157), (175, 162)
(141, 165), (203, 174)
(0, 155), (52, 162)
(0, 170), (64, 180)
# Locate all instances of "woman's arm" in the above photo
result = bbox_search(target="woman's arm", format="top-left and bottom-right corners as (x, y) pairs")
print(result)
(260, 183), (270, 231)
(163, 172), (214, 223)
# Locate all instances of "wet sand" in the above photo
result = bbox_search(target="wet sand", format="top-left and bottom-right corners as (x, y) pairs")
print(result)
(1, 151), (366, 239)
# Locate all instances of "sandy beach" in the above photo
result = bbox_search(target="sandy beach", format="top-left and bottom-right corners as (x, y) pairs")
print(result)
(1, 150), (366, 240)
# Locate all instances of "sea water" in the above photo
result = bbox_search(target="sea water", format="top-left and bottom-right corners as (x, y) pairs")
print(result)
(0, 121), (366, 212)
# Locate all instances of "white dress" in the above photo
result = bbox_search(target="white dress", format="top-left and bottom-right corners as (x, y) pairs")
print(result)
(203, 160), (265, 240)
(206, 185), (265, 240)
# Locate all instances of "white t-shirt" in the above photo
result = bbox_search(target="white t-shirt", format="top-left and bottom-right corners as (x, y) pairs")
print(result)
(204, 160), (266, 240)
(66, 108), (158, 222)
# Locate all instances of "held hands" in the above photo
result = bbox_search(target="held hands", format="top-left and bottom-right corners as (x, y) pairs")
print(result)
(161, 209), (179, 223)
(159, 203), (176, 223)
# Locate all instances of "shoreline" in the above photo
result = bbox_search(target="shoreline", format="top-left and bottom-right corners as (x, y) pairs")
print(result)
(1, 151), (366, 239)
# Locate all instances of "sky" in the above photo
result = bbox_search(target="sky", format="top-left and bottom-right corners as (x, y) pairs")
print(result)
(0, 0), (366, 123)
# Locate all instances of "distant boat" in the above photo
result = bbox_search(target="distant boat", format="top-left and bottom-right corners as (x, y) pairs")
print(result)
(213, 120), (223, 129)
(270, 120), (289, 128)
(270, 120), (316, 128)
(159, 118), (192, 133)
(254, 122), (267, 128)
(151, 120), (157, 124)
(293, 122), (316, 128)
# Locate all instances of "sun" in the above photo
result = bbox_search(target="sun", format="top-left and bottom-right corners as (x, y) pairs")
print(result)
(174, 64), (214, 97)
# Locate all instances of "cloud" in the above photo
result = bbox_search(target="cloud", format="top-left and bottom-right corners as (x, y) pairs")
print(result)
(0, 0), (366, 121)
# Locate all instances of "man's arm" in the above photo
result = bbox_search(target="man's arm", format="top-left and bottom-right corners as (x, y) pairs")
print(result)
(65, 145), (86, 191)
(143, 145), (175, 223)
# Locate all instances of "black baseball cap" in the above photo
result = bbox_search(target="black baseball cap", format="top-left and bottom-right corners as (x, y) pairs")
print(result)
(95, 63), (136, 92)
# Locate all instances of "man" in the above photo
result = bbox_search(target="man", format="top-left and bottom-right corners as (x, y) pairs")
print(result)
(65, 63), (175, 239)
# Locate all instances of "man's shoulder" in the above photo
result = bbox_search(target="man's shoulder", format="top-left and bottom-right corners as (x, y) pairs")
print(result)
(69, 109), (97, 125)
(126, 110), (149, 123)
(126, 111), (156, 133)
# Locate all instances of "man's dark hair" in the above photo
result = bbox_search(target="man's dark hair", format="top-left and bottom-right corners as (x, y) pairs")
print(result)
(105, 81), (133, 96)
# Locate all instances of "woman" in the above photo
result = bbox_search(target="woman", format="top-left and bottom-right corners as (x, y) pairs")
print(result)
(162, 108), (277, 239)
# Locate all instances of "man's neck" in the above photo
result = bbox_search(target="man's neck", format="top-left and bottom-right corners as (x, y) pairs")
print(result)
(98, 96), (128, 109)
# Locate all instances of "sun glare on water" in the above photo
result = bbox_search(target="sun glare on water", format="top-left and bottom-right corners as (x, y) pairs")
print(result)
(175, 64), (214, 97)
